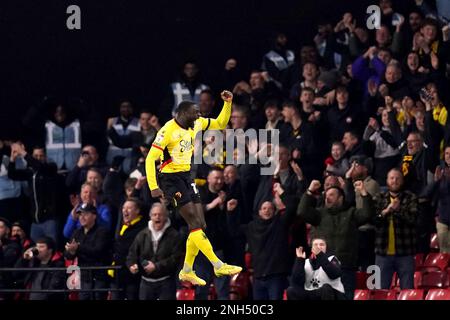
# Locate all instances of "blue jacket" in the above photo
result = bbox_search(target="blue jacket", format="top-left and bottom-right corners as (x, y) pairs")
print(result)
(0, 156), (26, 200)
(63, 203), (112, 239)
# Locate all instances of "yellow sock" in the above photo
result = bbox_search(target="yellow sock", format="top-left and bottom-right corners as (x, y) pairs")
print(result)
(183, 232), (199, 272)
(188, 229), (222, 267)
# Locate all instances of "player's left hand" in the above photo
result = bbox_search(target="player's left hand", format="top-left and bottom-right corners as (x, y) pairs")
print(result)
(221, 90), (233, 102)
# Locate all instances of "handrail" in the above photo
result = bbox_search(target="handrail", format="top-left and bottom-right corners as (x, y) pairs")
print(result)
(0, 265), (122, 272)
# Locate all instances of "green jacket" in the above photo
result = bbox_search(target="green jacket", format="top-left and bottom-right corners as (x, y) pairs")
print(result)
(297, 194), (375, 268)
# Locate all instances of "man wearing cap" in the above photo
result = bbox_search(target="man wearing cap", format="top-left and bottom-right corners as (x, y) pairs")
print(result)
(64, 203), (112, 300)
(11, 221), (32, 252)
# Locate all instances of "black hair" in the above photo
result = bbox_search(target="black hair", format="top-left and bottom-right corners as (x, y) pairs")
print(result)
(326, 185), (346, 201)
(125, 197), (143, 212)
(175, 101), (196, 115)
(36, 236), (56, 252)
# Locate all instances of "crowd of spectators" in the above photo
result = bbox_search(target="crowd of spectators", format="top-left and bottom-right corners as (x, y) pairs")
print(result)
(1, 0), (450, 300)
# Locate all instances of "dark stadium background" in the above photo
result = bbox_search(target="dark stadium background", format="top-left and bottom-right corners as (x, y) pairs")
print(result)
(0, 0), (416, 139)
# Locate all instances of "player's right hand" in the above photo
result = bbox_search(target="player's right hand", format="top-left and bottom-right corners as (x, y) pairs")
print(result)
(151, 188), (164, 198)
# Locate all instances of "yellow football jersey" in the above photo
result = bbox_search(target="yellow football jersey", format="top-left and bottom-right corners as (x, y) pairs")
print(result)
(146, 100), (231, 190)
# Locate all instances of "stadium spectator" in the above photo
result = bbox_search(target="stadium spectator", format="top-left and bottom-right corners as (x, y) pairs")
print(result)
(63, 183), (112, 239)
(160, 60), (209, 122)
(14, 236), (65, 300)
(64, 203), (112, 300)
(106, 100), (141, 174)
(193, 169), (234, 300)
(110, 198), (146, 300)
(297, 179), (375, 299)
(65, 145), (106, 194)
(11, 221), (32, 253)
(126, 203), (183, 300)
(230, 183), (302, 300)
(8, 143), (64, 245)
(287, 237), (345, 300)
(374, 168), (418, 289)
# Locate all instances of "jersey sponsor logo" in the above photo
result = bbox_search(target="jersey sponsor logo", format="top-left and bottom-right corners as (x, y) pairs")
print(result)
(179, 138), (193, 152)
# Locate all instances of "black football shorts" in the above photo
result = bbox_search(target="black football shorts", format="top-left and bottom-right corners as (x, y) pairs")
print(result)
(158, 172), (201, 208)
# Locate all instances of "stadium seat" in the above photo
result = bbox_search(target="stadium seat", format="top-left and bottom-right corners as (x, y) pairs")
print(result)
(414, 271), (423, 289)
(208, 284), (217, 300)
(369, 289), (397, 300)
(355, 271), (369, 289)
(229, 271), (251, 300)
(244, 252), (252, 271)
(393, 271), (422, 289)
(420, 253), (450, 272)
(418, 270), (448, 290)
(425, 289), (450, 300)
(354, 289), (369, 300)
(414, 253), (424, 270)
(390, 272), (398, 290)
(430, 233), (439, 252)
(176, 288), (195, 300)
(397, 289), (424, 300)
(180, 281), (194, 289)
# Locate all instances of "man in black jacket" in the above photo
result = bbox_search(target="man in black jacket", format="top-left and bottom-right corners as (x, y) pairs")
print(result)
(110, 198), (147, 300)
(0, 217), (22, 299)
(400, 131), (436, 253)
(287, 237), (345, 300)
(64, 203), (112, 300)
(229, 183), (302, 300)
(14, 236), (66, 300)
(127, 203), (183, 300)
(8, 143), (64, 246)
(195, 168), (233, 300)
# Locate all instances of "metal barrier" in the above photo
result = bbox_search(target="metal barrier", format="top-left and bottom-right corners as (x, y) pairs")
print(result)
(0, 265), (123, 295)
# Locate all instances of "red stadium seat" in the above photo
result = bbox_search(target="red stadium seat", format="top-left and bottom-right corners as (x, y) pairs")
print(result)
(229, 271), (251, 300)
(244, 252), (252, 271)
(414, 254), (425, 270)
(420, 253), (450, 272)
(397, 289), (424, 300)
(390, 272), (398, 290)
(369, 289), (397, 300)
(430, 233), (439, 252)
(414, 271), (423, 289)
(355, 271), (369, 289)
(418, 270), (448, 290)
(180, 281), (194, 289)
(208, 284), (217, 300)
(392, 271), (422, 289)
(176, 288), (195, 300)
(425, 289), (450, 300)
(354, 289), (369, 300)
